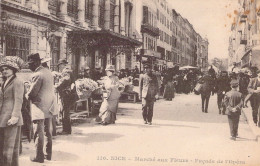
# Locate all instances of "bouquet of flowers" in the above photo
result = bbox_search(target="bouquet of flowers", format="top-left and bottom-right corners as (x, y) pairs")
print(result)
(75, 78), (99, 100)
(119, 77), (133, 92)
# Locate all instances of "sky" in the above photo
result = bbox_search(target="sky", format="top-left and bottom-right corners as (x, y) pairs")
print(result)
(167, 0), (239, 60)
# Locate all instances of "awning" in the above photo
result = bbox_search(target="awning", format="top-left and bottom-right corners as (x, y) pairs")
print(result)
(67, 30), (142, 49)
(251, 45), (260, 68)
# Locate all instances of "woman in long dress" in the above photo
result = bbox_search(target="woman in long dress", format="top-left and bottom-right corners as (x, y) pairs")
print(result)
(98, 65), (122, 125)
(163, 69), (175, 100)
(0, 57), (24, 166)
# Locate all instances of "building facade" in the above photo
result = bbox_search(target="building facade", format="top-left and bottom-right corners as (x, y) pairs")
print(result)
(0, 0), (142, 76)
(0, 0), (209, 74)
(228, 0), (260, 69)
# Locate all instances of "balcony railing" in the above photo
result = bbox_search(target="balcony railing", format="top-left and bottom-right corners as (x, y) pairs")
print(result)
(240, 34), (247, 45)
(141, 23), (160, 37)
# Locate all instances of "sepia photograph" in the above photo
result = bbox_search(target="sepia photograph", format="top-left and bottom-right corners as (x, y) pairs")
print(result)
(0, 0), (260, 165)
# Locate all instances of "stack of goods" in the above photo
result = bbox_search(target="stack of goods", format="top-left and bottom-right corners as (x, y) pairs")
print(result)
(75, 78), (99, 100)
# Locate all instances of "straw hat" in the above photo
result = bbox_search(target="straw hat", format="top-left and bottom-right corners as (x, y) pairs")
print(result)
(105, 65), (115, 72)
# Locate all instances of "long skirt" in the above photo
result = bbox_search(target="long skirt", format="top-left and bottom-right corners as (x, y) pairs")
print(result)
(0, 126), (21, 166)
(163, 82), (175, 100)
(98, 99), (119, 124)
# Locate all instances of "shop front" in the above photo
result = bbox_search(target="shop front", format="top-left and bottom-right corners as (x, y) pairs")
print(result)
(67, 30), (142, 76)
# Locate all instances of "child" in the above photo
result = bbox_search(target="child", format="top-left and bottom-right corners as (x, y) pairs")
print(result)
(224, 80), (243, 141)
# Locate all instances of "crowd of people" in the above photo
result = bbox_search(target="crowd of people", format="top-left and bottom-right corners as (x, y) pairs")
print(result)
(0, 52), (260, 164)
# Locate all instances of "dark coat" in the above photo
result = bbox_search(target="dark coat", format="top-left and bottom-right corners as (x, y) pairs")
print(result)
(198, 74), (215, 96)
(224, 89), (243, 116)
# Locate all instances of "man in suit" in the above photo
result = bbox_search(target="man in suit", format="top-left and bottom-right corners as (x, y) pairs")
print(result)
(215, 71), (231, 114)
(247, 68), (260, 127)
(139, 64), (159, 125)
(198, 70), (215, 113)
(224, 80), (243, 141)
(26, 53), (56, 163)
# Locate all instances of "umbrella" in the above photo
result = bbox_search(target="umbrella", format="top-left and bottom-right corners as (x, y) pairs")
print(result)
(179, 66), (198, 70)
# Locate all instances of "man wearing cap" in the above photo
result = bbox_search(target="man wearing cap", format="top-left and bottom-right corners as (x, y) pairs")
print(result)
(26, 53), (56, 163)
(247, 68), (260, 127)
(224, 80), (243, 141)
(139, 63), (159, 125)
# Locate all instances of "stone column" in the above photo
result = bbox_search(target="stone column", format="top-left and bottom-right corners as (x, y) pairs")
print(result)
(58, 0), (71, 22)
(120, 0), (125, 35)
(114, 0), (120, 33)
(104, 0), (110, 30)
(92, 0), (100, 29)
(77, 0), (88, 27)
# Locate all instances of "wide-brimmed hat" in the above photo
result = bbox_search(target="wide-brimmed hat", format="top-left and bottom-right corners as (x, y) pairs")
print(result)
(0, 56), (21, 71)
(57, 58), (68, 66)
(27, 53), (41, 63)
(41, 57), (52, 64)
(105, 65), (115, 72)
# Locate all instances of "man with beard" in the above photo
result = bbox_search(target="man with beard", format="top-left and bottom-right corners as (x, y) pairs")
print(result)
(139, 64), (159, 125)
(215, 71), (231, 114)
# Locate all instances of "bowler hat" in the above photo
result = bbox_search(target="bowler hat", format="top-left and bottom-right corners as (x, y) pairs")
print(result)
(57, 58), (68, 66)
(27, 53), (41, 63)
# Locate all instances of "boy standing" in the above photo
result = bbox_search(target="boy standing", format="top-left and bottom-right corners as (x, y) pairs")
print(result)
(224, 80), (243, 141)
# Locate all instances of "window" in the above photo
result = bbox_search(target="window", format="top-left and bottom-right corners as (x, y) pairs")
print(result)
(48, 0), (59, 16)
(85, 0), (93, 22)
(110, 0), (115, 30)
(67, 0), (78, 19)
(99, 0), (105, 29)
(157, 9), (159, 20)
(5, 24), (31, 61)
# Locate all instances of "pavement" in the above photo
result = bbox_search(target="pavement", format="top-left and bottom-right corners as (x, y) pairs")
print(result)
(19, 93), (260, 166)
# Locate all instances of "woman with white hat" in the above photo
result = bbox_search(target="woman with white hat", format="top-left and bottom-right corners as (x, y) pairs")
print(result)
(98, 65), (122, 125)
(0, 56), (24, 166)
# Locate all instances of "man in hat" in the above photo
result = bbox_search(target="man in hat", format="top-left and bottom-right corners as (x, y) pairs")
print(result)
(224, 80), (243, 141)
(139, 63), (159, 125)
(26, 53), (56, 163)
(55, 58), (77, 134)
(215, 71), (231, 114)
(247, 68), (260, 127)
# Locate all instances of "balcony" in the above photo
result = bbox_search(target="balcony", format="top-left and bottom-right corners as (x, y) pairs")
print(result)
(240, 34), (247, 45)
(141, 23), (160, 37)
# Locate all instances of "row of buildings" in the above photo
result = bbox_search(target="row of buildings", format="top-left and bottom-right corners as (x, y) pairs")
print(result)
(228, 0), (260, 70)
(0, 0), (208, 76)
